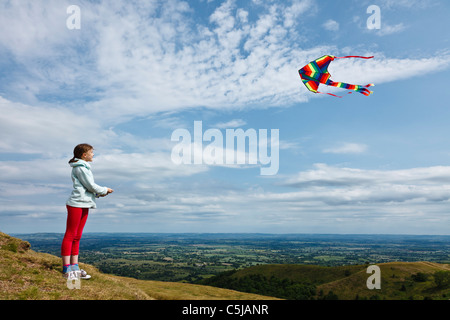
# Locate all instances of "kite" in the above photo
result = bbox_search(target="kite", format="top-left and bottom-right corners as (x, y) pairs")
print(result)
(298, 55), (374, 98)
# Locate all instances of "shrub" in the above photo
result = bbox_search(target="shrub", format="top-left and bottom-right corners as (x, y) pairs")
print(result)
(434, 271), (450, 288)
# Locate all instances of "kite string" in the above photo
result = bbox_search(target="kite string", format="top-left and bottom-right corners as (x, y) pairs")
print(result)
(334, 55), (374, 59)
(317, 91), (342, 98)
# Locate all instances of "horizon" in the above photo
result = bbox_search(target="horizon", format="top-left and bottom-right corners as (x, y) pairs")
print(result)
(10, 231), (450, 237)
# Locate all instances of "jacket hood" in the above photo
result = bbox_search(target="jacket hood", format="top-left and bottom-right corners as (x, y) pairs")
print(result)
(69, 158), (91, 169)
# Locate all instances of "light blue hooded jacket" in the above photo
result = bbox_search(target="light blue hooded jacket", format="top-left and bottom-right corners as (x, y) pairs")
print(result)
(66, 159), (108, 208)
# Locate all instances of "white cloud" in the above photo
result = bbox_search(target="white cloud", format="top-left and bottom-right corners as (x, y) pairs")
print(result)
(2, 159), (450, 233)
(0, 159), (68, 183)
(95, 162), (450, 233)
(376, 23), (407, 36)
(0, 0), (69, 58)
(323, 19), (339, 31)
(0, 0), (318, 120)
(99, 163), (450, 229)
(0, 96), (113, 156)
(214, 119), (247, 128)
(0, 151), (207, 187)
(0, 182), (64, 197)
(283, 163), (450, 202)
(323, 142), (368, 154)
(379, 0), (436, 9)
(283, 0), (315, 28)
(94, 151), (209, 182)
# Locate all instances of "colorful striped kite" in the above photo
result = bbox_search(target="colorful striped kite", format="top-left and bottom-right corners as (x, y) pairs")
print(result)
(298, 55), (374, 98)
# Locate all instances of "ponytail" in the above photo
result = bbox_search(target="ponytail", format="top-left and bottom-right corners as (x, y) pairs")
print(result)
(69, 143), (93, 164)
(68, 156), (77, 164)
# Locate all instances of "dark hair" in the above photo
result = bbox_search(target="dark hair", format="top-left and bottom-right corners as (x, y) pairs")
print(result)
(69, 143), (94, 163)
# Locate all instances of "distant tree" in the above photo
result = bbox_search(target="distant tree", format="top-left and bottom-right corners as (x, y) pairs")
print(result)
(434, 271), (450, 288)
(322, 291), (338, 300)
(411, 272), (428, 282)
(199, 271), (316, 300)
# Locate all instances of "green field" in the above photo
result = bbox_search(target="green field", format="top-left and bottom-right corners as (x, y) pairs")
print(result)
(15, 233), (450, 284)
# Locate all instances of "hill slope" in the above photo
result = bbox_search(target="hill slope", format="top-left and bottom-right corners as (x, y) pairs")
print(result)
(316, 261), (450, 300)
(0, 232), (277, 300)
(200, 262), (450, 300)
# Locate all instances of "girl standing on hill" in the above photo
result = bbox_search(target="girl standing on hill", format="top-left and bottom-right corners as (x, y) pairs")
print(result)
(61, 143), (113, 279)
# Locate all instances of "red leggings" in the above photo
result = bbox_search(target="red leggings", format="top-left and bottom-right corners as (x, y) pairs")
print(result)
(61, 205), (89, 256)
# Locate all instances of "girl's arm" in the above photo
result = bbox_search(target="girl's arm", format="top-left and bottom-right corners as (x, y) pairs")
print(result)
(75, 167), (108, 196)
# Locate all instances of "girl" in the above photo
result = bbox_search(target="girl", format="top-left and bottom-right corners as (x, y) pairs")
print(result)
(61, 143), (113, 279)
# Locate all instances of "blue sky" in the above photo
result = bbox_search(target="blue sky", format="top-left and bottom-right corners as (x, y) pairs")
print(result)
(1, 0), (450, 235)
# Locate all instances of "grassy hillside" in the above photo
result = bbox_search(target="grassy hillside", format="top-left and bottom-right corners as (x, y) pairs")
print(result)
(0, 232), (277, 300)
(232, 263), (368, 283)
(317, 261), (450, 300)
(201, 262), (450, 300)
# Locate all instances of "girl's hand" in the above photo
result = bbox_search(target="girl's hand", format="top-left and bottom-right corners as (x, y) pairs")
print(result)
(99, 188), (114, 197)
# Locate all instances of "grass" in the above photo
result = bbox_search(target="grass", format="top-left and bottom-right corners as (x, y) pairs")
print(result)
(316, 262), (450, 300)
(232, 263), (368, 284)
(128, 278), (277, 300)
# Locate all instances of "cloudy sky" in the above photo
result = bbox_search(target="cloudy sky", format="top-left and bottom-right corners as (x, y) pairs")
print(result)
(1, 0), (450, 235)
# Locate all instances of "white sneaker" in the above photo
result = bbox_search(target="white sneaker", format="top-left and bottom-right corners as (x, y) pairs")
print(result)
(80, 269), (91, 280)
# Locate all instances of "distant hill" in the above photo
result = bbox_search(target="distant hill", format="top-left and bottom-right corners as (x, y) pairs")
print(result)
(199, 262), (450, 300)
(0, 232), (277, 300)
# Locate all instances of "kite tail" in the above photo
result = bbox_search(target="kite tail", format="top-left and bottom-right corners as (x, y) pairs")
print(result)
(357, 84), (374, 96)
(327, 81), (374, 96)
(316, 55), (375, 97)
